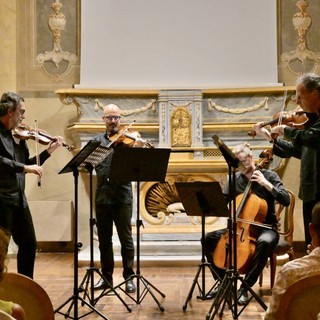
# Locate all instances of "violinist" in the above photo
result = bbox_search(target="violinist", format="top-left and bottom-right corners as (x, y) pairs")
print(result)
(93, 104), (152, 294)
(253, 73), (320, 248)
(0, 92), (63, 279)
(203, 143), (290, 305)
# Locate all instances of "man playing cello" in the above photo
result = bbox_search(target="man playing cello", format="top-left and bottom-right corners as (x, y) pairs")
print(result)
(204, 143), (290, 305)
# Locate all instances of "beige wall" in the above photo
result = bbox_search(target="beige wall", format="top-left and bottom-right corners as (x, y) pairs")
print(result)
(0, 1), (307, 247)
(0, 1), (91, 248)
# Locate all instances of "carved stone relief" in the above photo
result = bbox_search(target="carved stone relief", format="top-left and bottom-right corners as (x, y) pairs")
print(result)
(279, 0), (320, 84)
(139, 174), (226, 228)
(36, 0), (78, 82)
(17, 0), (80, 91)
(56, 87), (293, 234)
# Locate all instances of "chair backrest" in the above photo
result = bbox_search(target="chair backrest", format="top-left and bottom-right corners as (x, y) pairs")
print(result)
(275, 189), (295, 247)
(276, 274), (320, 320)
(0, 310), (15, 320)
(0, 273), (54, 320)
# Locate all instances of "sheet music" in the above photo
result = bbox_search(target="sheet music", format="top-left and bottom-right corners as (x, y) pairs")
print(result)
(79, 145), (112, 170)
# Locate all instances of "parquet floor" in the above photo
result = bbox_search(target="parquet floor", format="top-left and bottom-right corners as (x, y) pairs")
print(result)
(6, 253), (272, 319)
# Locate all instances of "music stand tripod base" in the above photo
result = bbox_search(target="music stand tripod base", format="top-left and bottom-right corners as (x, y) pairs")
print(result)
(77, 162), (131, 313)
(175, 182), (228, 311)
(55, 140), (111, 320)
(108, 147), (171, 312)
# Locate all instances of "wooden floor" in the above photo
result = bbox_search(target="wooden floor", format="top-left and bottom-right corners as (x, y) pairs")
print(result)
(7, 253), (272, 320)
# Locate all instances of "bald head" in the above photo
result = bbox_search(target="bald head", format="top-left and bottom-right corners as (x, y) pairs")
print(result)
(103, 104), (121, 115)
(102, 104), (122, 134)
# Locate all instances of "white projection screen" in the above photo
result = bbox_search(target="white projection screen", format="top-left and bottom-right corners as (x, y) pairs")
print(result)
(79, 0), (279, 89)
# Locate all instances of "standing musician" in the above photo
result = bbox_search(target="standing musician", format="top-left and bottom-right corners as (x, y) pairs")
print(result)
(253, 73), (320, 248)
(0, 92), (63, 279)
(203, 143), (290, 305)
(93, 103), (152, 293)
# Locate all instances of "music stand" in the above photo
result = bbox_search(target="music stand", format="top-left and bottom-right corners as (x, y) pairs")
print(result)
(174, 182), (228, 311)
(94, 147), (170, 312)
(54, 140), (111, 320)
(76, 149), (131, 312)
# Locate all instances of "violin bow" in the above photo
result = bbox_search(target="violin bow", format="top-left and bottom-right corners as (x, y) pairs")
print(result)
(277, 89), (287, 126)
(34, 120), (41, 187)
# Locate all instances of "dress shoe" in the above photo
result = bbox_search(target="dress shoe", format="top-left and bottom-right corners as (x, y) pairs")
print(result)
(93, 278), (113, 291)
(125, 279), (136, 293)
(237, 288), (250, 306)
(205, 286), (220, 300)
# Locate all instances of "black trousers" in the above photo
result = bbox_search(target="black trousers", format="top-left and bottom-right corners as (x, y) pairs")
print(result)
(203, 227), (279, 288)
(95, 202), (135, 282)
(0, 202), (37, 279)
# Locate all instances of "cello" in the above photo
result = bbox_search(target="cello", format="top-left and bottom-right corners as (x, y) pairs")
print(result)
(213, 150), (273, 274)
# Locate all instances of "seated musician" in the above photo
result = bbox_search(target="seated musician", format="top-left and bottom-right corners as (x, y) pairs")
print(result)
(93, 103), (152, 294)
(203, 143), (290, 305)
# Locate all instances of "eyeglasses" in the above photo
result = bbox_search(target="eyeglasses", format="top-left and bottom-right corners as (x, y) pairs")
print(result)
(102, 115), (121, 121)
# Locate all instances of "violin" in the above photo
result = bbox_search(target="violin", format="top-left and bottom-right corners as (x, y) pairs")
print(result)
(249, 107), (317, 140)
(212, 150), (273, 274)
(108, 123), (153, 148)
(13, 124), (74, 151)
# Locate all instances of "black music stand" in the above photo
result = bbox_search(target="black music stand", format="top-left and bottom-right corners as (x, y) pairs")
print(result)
(76, 148), (131, 312)
(175, 182), (228, 311)
(94, 147), (170, 312)
(206, 136), (267, 320)
(54, 140), (110, 320)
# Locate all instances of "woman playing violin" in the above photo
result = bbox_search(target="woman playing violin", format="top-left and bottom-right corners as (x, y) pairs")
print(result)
(0, 92), (63, 279)
(93, 104), (152, 293)
(203, 143), (290, 305)
(252, 73), (320, 248)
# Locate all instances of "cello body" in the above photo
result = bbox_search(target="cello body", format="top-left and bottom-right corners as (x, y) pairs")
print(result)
(213, 193), (268, 274)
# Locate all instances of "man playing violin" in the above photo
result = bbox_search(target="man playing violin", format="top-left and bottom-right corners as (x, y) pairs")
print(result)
(253, 73), (320, 248)
(203, 143), (290, 305)
(0, 92), (63, 279)
(93, 104), (151, 293)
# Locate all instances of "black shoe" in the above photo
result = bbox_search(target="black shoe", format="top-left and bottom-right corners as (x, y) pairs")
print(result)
(125, 279), (136, 293)
(93, 278), (113, 291)
(205, 286), (220, 300)
(237, 288), (250, 306)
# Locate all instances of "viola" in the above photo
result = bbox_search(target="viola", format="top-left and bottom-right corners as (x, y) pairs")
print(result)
(108, 122), (153, 148)
(212, 150), (273, 274)
(249, 107), (317, 140)
(13, 124), (74, 151)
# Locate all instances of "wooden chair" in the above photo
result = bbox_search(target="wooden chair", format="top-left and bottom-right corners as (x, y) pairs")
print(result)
(0, 310), (15, 320)
(0, 273), (54, 320)
(259, 189), (295, 289)
(276, 274), (320, 320)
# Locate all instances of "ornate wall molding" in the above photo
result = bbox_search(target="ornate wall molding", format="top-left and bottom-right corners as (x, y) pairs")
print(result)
(17, 0), (80, 91)
(56, 86), (291, 234)
(279, 0), (320, 83)
(36, 0), (78, 82)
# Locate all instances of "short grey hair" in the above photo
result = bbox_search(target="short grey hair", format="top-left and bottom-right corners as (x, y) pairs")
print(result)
(296, 73), (320, 94)
(232, 143), (253, 157)
(0, 92), (24, 117)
